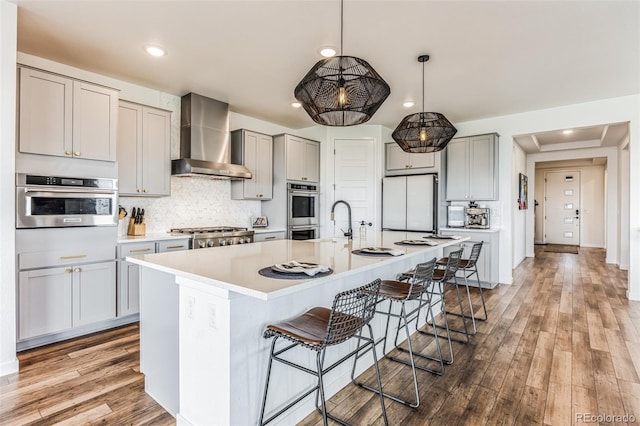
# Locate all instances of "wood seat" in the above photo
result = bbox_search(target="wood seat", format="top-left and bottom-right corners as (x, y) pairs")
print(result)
(379, 279), (420, 300)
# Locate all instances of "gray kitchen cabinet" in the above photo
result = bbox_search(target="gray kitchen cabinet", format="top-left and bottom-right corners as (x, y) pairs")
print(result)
(18, 260), (116, 340)
(276, 134), (320, 183)
(117, 238), (189, 317)
(117, 101), (171, 196)
(385, 142), (437, 176)
(439, 229), (500, 288)
(445, 133), (498, 201)
(253, 230), (286, 242)
(230, 129), (273, 200)
(18, 66), (118, 162)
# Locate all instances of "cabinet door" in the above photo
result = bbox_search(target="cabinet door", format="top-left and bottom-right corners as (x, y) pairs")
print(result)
(19, 67), (73, 158)
(117, 102), (142, 195)
(285, 136), (305, 181)
(304, 140), (320, 182)
(242, 131), (260, 198)
(157, 239), (190, 252)
(468, 134), (496, 200)
(141, 107), (171, 195)
(72, 81), (118, 161)
(382, 177), (407, 229)
(385, 143), (410, 171)
(406, 175), (434, 231)
(73, 261), (116, 326)
(257, 133), (274, 198)
(18, 267), (73, 340)
(409, 152), (436, 169)
(118, 260), (140, 316)
(445, 138), (469, 201)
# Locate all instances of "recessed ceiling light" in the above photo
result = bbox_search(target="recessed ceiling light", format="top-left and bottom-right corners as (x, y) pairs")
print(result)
(145, 45), (166, 57)
(562, 129), (574, 135)
(402, 101), (415, 108)
(320, 47), (337, 58)
(291, 101), (302, 108)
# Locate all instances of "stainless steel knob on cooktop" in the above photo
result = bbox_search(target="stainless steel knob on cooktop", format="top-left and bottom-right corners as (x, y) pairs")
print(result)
(227, 239), (234, 245)
(237, 238), (244, 244)
(198, 240), (206, 248)
(219, 240), (226, 246)
(244, 237), (252, 243)
(207, 240), (215, 247)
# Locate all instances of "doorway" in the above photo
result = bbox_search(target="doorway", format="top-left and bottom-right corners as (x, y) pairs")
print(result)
(544, 170), (581, 245)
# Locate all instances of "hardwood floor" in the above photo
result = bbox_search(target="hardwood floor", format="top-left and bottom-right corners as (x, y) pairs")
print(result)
(1, 247), (638, 425)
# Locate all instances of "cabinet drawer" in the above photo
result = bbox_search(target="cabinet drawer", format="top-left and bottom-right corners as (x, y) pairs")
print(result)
(118, 242), (156, 258)
(19, 245), (115, 270)
(254, 231), (286, 242)
(157, 239), (190, 252)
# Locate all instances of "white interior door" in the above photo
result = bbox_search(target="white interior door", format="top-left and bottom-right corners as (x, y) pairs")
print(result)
(545, 170), (580, 245)
(333, 139), (376, 237)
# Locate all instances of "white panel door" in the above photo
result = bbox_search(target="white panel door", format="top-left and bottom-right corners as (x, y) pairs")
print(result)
(406, 175), (434, 231)
(545, 171), (580, 245)
(333, 139), (376, 237)
(382, 177), (407, 230)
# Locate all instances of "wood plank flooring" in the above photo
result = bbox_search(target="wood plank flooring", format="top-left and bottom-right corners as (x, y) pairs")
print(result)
(1, 247), (638, 425)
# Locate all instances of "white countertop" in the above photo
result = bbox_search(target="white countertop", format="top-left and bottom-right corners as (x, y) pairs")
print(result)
(127, 231), (468, 300)
(117, 232), (191, 244)
(440, 227), (501, 233)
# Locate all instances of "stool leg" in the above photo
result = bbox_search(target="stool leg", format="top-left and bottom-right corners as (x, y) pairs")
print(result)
(258, 337), (279, 426)
(422, 281), (454, 364)
(444, 268), (479, 333)
(366, 323), (389, 425)
(315, 350), (329, 426)
(474, 266), (488, 321)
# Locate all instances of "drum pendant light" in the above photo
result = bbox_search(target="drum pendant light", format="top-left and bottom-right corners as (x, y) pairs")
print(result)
(294, 0), (390, 126)
(392, 55), (457, 152)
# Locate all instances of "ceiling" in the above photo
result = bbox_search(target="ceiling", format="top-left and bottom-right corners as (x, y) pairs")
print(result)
(514, 122), (630, 154)
(11, 1), (640, 131)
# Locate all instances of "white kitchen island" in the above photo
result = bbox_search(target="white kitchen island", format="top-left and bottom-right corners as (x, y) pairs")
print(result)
(127, 232), (467, 426)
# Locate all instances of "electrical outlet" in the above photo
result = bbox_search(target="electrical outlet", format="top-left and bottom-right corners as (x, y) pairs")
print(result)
(185, 296), (195, 319)
(208, 304), (217, 329)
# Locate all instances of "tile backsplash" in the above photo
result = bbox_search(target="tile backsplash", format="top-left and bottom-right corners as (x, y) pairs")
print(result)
(118, 176), (261, 234)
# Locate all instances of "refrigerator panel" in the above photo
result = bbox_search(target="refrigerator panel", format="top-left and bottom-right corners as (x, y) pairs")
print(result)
(382, 177), (407, 230)
(406, 174), (434, 231)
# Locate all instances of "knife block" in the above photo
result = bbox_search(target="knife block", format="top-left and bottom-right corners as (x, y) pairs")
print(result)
(127, 218), (146, 236)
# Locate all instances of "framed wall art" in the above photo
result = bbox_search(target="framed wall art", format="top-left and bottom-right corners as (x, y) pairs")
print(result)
(518, 173), (528, 210)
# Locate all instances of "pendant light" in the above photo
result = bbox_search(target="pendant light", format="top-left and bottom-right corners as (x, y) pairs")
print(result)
(392, 55), (457, 152)
(294, 0), (390, 126)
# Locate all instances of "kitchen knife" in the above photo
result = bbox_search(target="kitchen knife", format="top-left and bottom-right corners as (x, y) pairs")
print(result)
(140, 209), (145, 223)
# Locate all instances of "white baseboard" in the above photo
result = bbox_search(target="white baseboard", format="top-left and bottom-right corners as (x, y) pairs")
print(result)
(619, 263), (629, 271)
(0, 357), (19, 377)
(628, 289), (640, 301)
(176, 413), (191, 426)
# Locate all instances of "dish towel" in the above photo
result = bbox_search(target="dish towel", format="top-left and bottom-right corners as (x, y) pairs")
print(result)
(273, 260), (331, 276)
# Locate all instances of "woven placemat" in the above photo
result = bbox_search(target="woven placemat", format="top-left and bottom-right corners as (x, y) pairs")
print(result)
(351, 249), (404, 257)
(258, 266), (333, 280)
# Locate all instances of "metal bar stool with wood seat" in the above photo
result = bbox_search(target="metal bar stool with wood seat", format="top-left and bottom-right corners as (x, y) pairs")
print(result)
(258, 279), (388, 426)
(436, 241), (487, 335)
(351, 258), (441, 408)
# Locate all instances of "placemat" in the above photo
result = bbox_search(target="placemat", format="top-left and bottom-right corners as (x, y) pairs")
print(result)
(351, 249), (405, 257)
(258, 266), (333, 280)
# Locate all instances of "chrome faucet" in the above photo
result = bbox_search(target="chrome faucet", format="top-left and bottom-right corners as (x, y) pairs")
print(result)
(330, 200), (352, 239)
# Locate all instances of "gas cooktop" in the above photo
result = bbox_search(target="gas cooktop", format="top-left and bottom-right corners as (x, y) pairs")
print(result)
(170, 226), (254, 249)
(170, 226), (248, 234)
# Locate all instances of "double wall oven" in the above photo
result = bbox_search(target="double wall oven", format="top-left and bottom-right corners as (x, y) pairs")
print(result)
(287, 183), (319, 240)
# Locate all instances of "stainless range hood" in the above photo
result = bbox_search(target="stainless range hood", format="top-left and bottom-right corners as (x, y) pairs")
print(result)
(172, 93), (252, 179)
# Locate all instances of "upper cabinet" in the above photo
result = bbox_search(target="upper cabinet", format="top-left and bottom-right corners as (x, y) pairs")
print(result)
(277, 134), (320, 183)
(445, 133), (499, 201)
(384, 142), (438, 176)
(230, 129), (273, 200)
(18, 67), (118, 162)
(117, 101), (171, 196)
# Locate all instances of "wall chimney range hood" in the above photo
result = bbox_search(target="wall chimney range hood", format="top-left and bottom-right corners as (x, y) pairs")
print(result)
(172, 93), (252, 179)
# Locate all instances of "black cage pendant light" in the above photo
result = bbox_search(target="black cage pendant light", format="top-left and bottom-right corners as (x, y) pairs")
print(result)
(294, 0), (390, 126)
(392, 55), (457, 152)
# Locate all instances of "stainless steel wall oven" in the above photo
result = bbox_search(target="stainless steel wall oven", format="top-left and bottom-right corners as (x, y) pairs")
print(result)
(287, 183), (319, 227)
(16, 173), (118, 228)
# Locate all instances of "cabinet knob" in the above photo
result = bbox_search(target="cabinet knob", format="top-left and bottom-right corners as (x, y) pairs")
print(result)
(405, 164), (410, 168)
(74, 267), (81, 273)
(143, 189), (148, 193)
(74, 151), (81, 156)
(137, 189), (141, 192)
(65, 268), (72, 274)
(65, 150), (72, 156)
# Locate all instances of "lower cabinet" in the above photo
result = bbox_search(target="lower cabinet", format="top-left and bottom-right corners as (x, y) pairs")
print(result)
(253, 230), (286, 242)
(439, 229), (499, 288)
(18, 260), (116, 340)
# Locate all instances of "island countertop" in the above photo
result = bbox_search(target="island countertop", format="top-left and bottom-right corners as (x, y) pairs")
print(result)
(127, 231), (467, 300)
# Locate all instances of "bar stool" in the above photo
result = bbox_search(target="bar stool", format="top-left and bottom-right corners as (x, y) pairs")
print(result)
(351, 259), (440, 409)
(258, 279), (387, 426)
(436, 241), (487, 335)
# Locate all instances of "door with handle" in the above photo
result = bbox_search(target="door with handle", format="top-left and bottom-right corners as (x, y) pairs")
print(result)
(544, 171), (580, 245)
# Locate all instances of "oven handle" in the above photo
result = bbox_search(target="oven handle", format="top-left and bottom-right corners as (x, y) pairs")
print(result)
(23, 188), (117, 197)
(289, 190), (318, 196)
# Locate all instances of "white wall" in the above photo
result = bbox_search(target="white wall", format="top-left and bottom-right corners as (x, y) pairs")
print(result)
(0, 0), (18, 376)
(618, 138), (630, 270)
(454, 94), (639, 296)
(512, 143), (527, 267)
(535, 165), (606, 248)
